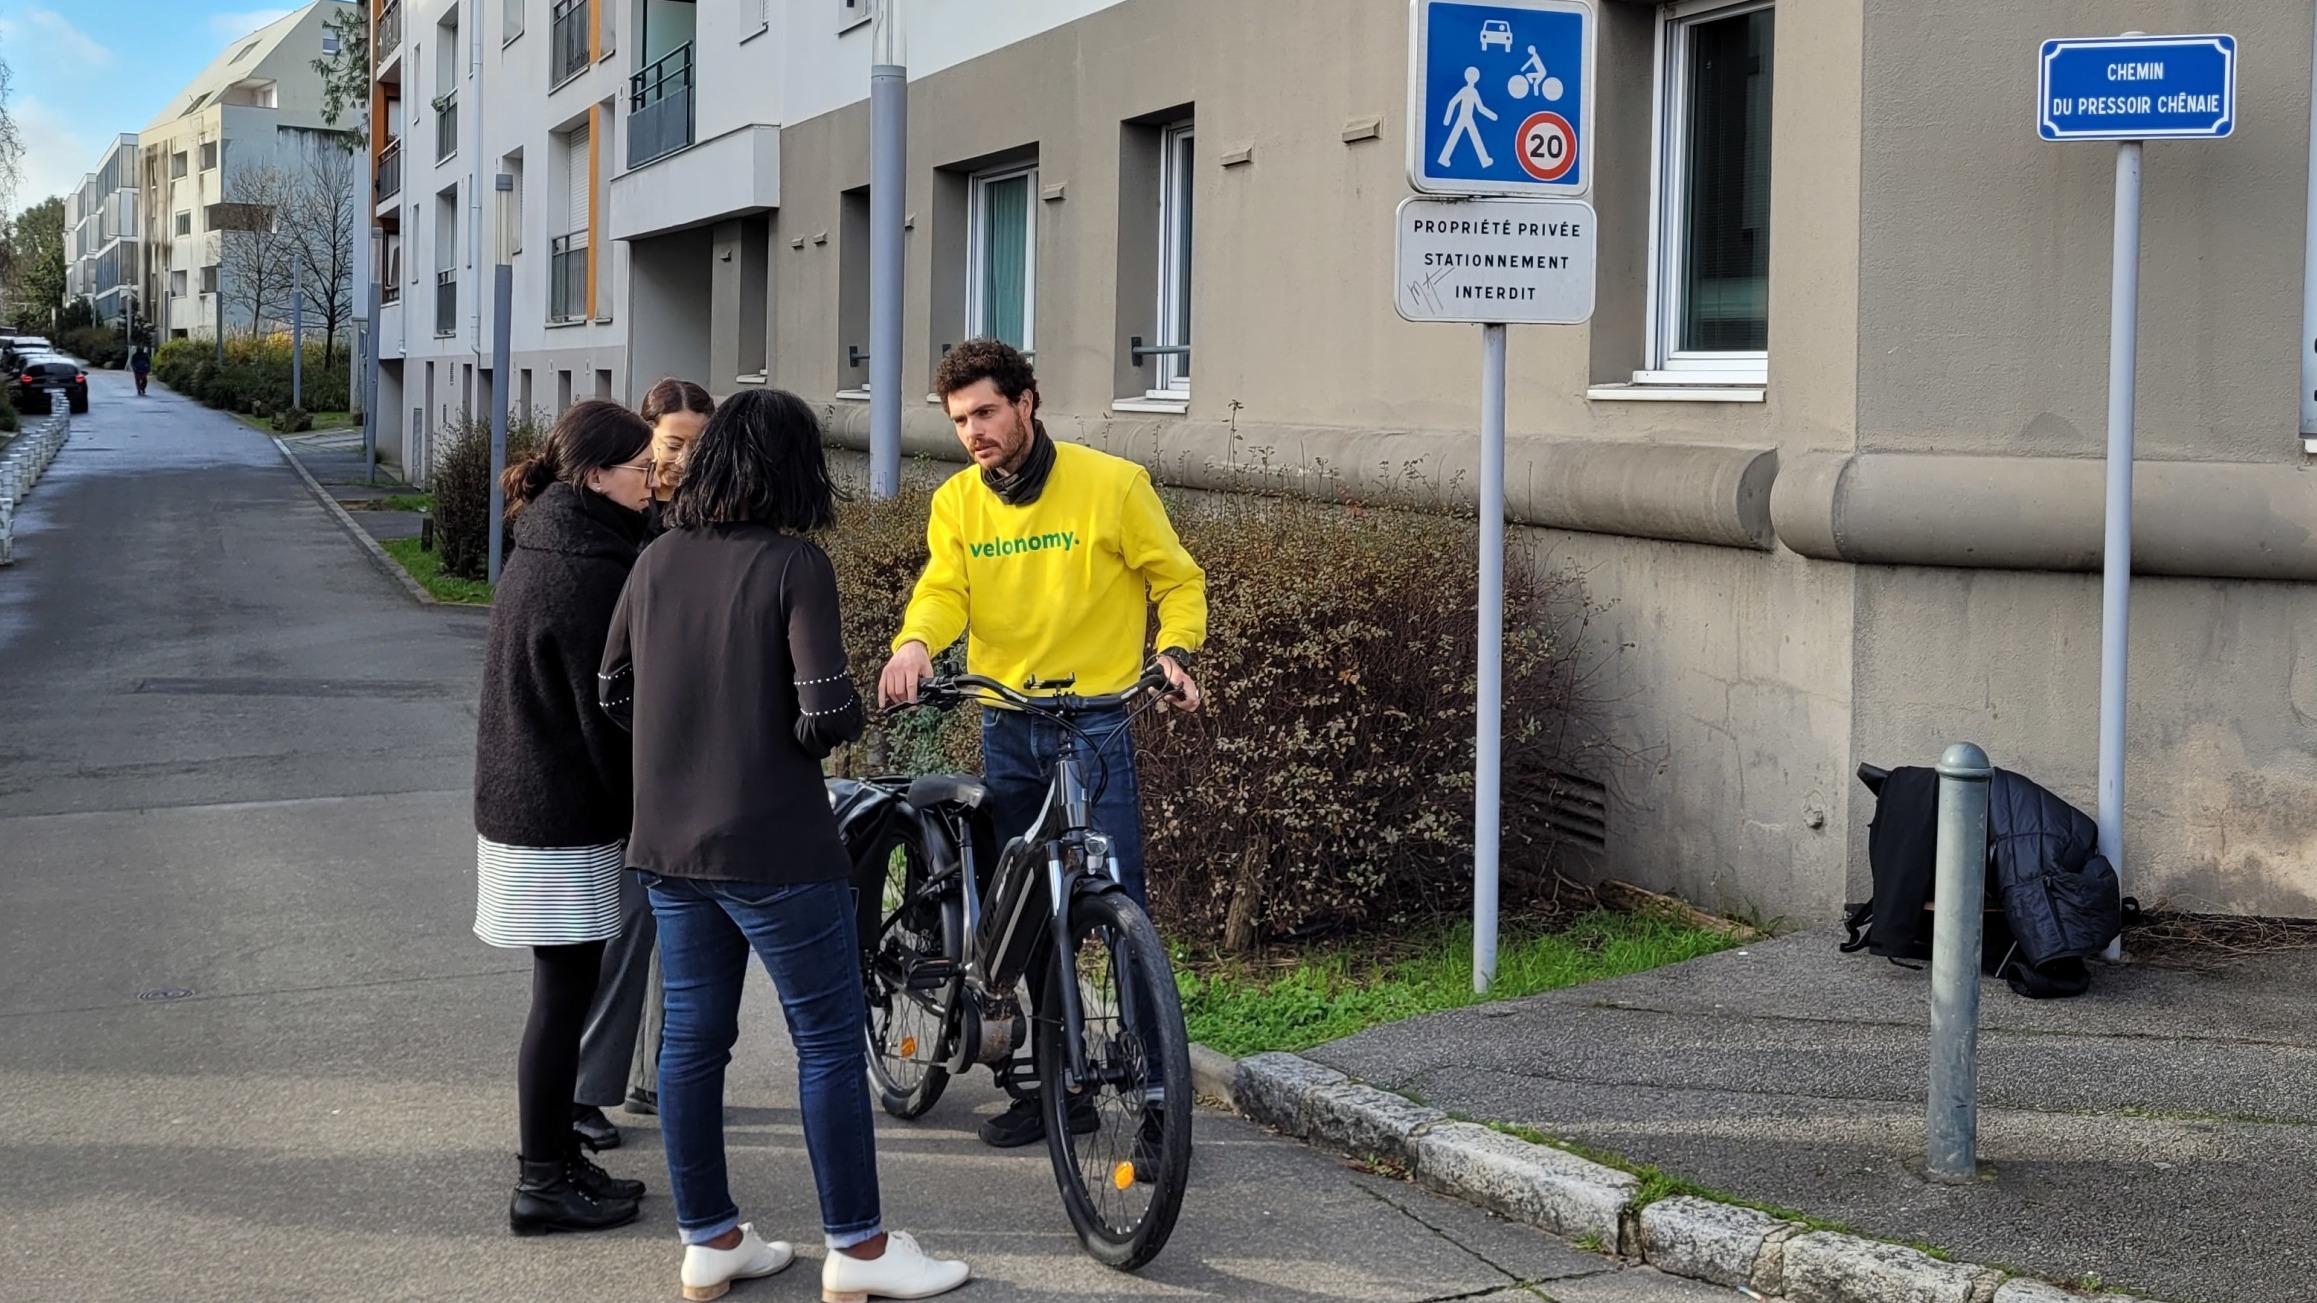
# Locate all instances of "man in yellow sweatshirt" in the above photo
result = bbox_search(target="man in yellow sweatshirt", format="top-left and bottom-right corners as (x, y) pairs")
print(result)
(878, 338), (1205, 1148)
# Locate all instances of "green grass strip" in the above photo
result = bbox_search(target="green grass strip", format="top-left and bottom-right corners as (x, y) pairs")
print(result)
(381, 537), (492, 605)
(1177, 909), (1741, 1057)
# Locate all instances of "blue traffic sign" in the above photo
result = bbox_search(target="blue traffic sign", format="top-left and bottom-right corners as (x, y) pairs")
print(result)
(2039, 34), (2236, 140)
(1408, 0), (1594, 197)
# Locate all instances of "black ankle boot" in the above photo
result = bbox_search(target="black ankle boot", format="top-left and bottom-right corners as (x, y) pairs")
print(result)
(564, 1138), (646, 1202)
(509, 1156), (640, 1236)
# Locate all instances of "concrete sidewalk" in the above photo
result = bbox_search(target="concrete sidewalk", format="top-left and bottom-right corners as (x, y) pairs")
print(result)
(277, 426), (427, 546)
(1310, 930), (2314, 1303)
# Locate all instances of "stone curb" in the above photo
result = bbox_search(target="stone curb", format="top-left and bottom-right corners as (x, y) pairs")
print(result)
(269, 435), (443, 608)
(1208, 1047), (2176, 1303)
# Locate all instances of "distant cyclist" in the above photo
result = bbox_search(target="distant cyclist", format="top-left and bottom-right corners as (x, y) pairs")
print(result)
(878, 337), (1206, 1149)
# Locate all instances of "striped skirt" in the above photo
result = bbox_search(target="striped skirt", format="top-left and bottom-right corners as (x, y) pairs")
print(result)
(473, 836), (627, 948)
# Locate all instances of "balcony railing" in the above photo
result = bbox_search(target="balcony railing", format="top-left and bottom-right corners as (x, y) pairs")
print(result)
(549, 233), (588, 323)
(551, 0), (590, 86)
(628, 41), (695, 168)
(435, 90), (458, 161)
(435, 268), (457, 336)
(375, 138), (402, 202)
(377, 0), (402, 59)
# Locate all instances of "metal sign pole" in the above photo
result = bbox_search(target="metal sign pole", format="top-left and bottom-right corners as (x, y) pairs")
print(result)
(2095, 136), (2142, 962)
(486, 174), (514, 586)
(1474, 321), (1506, 994)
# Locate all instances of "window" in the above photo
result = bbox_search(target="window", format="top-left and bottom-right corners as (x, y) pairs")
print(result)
(171, 152), (189, 179)
(505, 0), (525, 42)
(170, 270), (188, 296)
(231, 40), (260, 65)
(1646, 0), (1773, 386)
(201, 142), (218, 172)
(838, 0), (875, 34)
(550, 122), (590, 322)
(1152, 122), (1194, 395)
(967, 164), (1036, 353)
(201, 265), (219, 294)
(323, 27), (342, 55)
(174, 211), (191, 237)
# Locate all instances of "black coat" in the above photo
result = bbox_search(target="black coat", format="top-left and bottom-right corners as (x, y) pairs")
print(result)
(473, 482), (648, 847)
(1988, 770), (2122, 969)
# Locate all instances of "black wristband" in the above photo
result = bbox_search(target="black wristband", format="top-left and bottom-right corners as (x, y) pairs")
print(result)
(1158, 647), (1197, 671)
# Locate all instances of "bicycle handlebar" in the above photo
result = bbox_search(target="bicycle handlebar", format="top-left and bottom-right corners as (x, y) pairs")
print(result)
(915, 663), (1173, 715)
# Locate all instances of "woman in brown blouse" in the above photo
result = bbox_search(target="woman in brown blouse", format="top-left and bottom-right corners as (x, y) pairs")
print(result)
(599, 389), (969, 1303)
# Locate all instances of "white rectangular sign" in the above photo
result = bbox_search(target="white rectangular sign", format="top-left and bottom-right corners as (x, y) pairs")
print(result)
(1394, 195), (1596, 324)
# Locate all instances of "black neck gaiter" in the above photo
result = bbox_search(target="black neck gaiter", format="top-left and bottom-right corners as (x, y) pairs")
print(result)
(983, 420), (1056, 506)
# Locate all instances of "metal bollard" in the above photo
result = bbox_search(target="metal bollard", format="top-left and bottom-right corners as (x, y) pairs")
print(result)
(1926, 741), (1993, 1182)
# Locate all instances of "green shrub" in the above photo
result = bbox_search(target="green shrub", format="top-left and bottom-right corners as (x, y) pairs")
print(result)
(0, 394), (17, 433)
(147, 336), (350, 412)
(431, 408), (548, 580)
(272, 406), (314, 433)
(819, 467), (1616, 950)
(57, 327), (128, 369)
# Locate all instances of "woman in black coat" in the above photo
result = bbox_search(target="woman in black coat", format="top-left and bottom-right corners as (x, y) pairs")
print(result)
(470, 398), (657, 1236)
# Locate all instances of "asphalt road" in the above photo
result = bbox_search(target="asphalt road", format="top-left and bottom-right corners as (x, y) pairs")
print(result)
(0, 370), (1715, 1303)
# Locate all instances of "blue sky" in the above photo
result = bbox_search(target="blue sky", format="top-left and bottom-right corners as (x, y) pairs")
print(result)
(3, 1), (312, 215)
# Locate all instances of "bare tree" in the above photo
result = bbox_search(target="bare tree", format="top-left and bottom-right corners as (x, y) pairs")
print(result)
(0, 31), (26, 211)
(285, 142), (358, 367)
(217, 164), (297, 335)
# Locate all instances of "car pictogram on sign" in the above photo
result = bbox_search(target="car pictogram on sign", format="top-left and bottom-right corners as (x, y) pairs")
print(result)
(1479, 19), (1514, 50)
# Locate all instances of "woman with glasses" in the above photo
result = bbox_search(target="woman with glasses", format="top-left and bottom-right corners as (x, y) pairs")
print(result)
(472, 398), (658, 1236)
(639, 376), (716, 534)
(600, 389), (969, 1302)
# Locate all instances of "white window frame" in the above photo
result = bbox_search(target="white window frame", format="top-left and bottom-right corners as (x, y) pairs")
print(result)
(966, 163), (1038, 357)
(1150, 121), (1194, 399)
(838, 0), (875, 35)
(1641, 0), (1772, 388)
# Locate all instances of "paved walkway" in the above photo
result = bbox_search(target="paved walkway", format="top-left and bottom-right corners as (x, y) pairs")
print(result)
(1, 369), (1700, 1302)
(1314, 927), (2315, 1303)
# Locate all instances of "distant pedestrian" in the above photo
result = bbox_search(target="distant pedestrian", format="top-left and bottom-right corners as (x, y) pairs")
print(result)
(569, 377), (718, 1144)
(130, 346), (149, 396)
(600, 389), (969, 1303)
(637, 376), (715, 537)
(472, 398), (658, 1237)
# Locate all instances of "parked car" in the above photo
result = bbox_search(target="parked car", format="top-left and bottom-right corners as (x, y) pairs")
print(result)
(12, 353), (89, 414)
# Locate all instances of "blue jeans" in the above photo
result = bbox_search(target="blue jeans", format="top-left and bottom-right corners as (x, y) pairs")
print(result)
(645, 875), (882, 1249)
(981, 705), (1146, 907)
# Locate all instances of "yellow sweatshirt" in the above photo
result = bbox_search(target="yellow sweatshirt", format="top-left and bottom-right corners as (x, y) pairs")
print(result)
(895, 441), (1207, 695)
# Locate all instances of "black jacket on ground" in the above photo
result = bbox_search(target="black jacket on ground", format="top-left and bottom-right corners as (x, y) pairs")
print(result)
(473, 482), (648, 847)
(1988, 770), (2122, 969)
(599, 524), (863, 885)
(1850, 764), (2122, 995)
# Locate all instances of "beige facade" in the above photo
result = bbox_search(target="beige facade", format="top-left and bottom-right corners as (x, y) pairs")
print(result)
(743, 0), (2317, 922)
(366, 0), (2317, 921)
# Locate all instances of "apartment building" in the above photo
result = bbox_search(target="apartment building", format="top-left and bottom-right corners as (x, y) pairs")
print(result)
(369, 1), (2317, 923)
(366, 0), (633, 480)
(65, 135), (142, 327)
(139, 2), (361, 344)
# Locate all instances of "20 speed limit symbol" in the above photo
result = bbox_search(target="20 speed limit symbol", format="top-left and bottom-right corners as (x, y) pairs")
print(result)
(1516, 111), (1576, 182)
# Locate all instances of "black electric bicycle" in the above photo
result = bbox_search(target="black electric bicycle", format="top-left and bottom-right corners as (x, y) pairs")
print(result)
(828, 665), (1192, 1269)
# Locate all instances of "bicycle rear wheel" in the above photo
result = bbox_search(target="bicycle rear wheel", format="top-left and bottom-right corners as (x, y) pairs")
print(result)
(860, 820), (952, 1120)
(1036, 888), (1193, 1269)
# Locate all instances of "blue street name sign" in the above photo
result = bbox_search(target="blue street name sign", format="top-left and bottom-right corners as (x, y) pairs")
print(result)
(2039, 34), (2236, 141)
(1408, 0), (1595, 197)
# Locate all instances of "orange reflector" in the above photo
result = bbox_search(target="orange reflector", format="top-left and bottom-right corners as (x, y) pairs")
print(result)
(1111, 1161), (1135, 1191)
(898, 1036), (917, 1058)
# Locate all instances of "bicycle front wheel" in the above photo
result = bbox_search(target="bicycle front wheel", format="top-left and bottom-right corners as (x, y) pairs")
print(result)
(1035, 888), (1193, 1270)
(860, 820), (952, 1120)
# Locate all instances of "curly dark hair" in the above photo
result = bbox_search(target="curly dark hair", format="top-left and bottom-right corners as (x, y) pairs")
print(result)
(933, 337), (1039, 410)
(666, 388), (840, 533)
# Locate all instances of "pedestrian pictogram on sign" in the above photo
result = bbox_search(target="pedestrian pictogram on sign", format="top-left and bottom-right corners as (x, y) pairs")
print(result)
(1408, 0), (1595, 198)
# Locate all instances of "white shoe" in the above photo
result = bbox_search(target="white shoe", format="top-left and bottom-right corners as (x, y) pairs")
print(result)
(681, 1223), (795, 1301)
(820, 1230), (971, 1303)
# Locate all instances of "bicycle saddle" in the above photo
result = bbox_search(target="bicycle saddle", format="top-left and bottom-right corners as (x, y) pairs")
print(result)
(907, 774), (988, 812)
